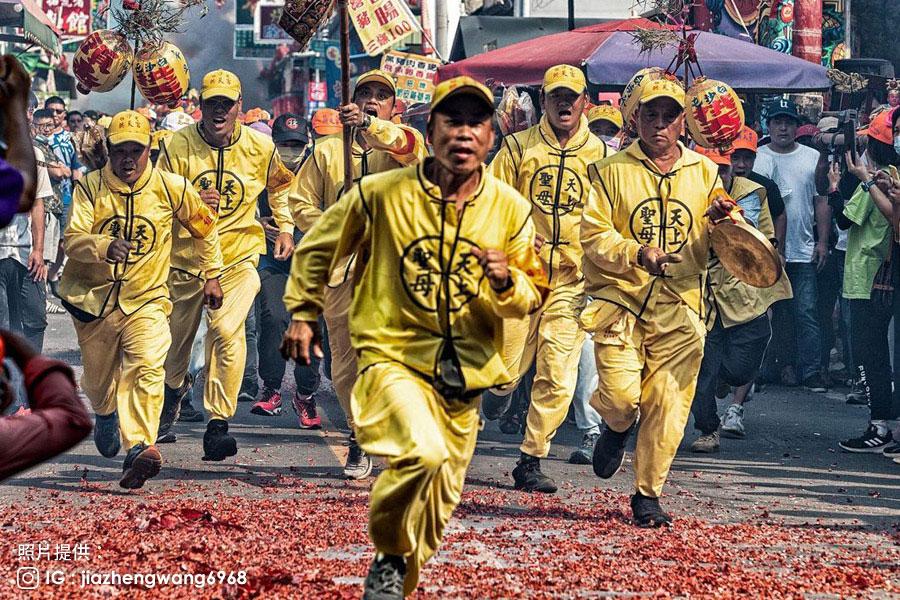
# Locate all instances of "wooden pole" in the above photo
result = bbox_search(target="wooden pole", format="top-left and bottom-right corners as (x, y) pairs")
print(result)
(339, 0), (352, 193)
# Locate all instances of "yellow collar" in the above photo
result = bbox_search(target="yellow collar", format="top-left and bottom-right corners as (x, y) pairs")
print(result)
(101, 162), (153, 194)
(538, 114), (591, 151)
(416, 159), (486, 205)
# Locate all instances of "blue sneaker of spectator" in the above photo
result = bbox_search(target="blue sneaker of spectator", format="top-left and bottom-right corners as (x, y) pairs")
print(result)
(94, 412), (121, 458)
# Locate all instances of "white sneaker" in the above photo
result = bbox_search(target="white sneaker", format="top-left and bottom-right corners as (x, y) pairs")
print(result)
(720, 404), (745, 439)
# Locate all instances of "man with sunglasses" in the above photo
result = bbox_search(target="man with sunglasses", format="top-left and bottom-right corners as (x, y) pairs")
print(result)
(157, 70), (296, 461)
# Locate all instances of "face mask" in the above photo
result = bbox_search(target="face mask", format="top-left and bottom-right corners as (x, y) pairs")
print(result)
(278, 146), (309, 169)
(894, 135), (900, 156)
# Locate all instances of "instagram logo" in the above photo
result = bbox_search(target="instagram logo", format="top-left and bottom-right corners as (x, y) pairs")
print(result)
(16, 567), (40, 589)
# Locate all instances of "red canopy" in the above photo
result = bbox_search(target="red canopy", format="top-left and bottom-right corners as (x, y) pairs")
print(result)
(436, 18), (678, 87)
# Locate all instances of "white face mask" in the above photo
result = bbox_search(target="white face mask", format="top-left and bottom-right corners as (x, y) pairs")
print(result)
(277, 145), (309, 169)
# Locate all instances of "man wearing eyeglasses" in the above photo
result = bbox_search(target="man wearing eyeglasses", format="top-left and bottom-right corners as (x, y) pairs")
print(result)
(156, 69), (296, 461)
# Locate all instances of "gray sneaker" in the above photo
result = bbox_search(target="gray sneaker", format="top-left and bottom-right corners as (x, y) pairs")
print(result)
(690, 431), (720, 453)
(362, 553), (406, 600)
(568, 432), (600, 464)
(343, 435), (373, 480)
(720, 404), (746, 439)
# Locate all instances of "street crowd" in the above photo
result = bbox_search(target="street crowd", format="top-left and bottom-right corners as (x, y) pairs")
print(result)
(0, 48), (899, 600)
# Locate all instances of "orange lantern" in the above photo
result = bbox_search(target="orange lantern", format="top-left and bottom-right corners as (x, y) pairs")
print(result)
(620, 67), (670, 127)
(72, 30), (134, 95)
(686, 77), (745, 150)
(133, 42), (191, 108)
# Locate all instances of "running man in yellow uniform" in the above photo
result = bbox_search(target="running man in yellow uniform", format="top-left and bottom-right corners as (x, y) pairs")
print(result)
(289, 69), (426, 479)
(488, 64), (608, 493)
(582, 78), (738, 526)
(59, 110), (222, 488)
(157, 69), (296, 461)
(282, 77), (547, 599)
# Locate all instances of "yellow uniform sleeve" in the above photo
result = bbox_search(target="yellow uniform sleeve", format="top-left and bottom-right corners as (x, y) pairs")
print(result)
(266, 149), (297, 234)
(487, 138), (518, 185)
(64, 181), (113, 263)
(288, 149), (327, 233)
(360, 119), (426, 166)
(490, 215), (548, 318)
(173, 180), (224, 280)
(582, 181), (642, 274)
(284, 187), (369, 322)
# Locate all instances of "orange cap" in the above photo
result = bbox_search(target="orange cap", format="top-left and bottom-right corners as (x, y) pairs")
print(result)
(311, 108), (342, 136)
(695, 144), (732, 166)
(867, 108), (896, 145)
(731, 126), (758, 153)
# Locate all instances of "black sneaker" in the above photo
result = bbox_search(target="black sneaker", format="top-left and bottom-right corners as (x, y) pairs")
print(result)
(499, 411), (522, 435)
(630, 492), (672, 528)
(568, 432), (600, 465)
(839, 424), (893, 453)
(120, 444), (162, 489)
(882, 441), (900, 458)
(482, 391), (513, 421)
(512, 454), (557, 493)
(846, 381), (868, 405)
(157, 385), (183, 442)
(202, 419), (237, 461)
(93, 412), (121, 458)
(362, 553), (406, 600)
(802, 373), (829, 393)
(592, 423), (634, 479)
(178, 401), (204, 422)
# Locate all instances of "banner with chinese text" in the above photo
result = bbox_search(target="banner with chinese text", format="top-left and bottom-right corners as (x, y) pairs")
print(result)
(380, 50), (440, 104)
(348, 0), (417, 57)
(42, 0), (92, 38)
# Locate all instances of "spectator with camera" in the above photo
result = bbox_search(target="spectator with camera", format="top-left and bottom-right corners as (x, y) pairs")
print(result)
(837, 108), (900, 457)
(756, 99), (832, 393)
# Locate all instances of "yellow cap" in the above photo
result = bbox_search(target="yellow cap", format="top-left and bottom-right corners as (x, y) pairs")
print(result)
(639, 78), (685, 108)
(587, 105), (624, 129)
(542, 64), (586, 94)
(355, 69), (396, 95)
(107, 110), (151, 146)
(201, 69), (241, 101)
(431, 76), (494, 114)
(150, 129), (174, 152)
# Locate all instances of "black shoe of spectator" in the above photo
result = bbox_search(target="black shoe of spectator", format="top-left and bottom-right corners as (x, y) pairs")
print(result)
(202, 419), (237, 461)
(802, 373), (829, 393)
(592, 423), (634, 479)
(512, 454), (558, 493)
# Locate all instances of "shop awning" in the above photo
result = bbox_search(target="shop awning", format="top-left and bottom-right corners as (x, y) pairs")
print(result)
(0, 0), (62, 56)
(449, 16), (611, 62)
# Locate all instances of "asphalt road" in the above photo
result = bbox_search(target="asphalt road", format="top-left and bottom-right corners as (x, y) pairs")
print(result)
(0, 314), (897, 598)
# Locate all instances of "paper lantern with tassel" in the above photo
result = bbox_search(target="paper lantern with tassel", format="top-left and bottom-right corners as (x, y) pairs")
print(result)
(686, 77), (744, 150)
(72, 30), (134, 95)
(133, 42), (191, 108)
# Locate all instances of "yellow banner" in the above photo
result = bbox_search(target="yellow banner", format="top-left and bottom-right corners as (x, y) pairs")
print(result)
(348, 0), (417, 57)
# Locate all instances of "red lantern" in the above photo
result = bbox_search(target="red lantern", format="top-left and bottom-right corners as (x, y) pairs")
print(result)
(133, 42), (191, 108)
(72, 30), (134, 95)
(686, 77), (744, 150)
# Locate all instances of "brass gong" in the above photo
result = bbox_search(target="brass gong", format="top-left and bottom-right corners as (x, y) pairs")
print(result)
(710, 220), (782, 288)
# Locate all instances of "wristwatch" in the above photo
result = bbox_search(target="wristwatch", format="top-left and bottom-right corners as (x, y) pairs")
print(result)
(862, 178), (877, 193)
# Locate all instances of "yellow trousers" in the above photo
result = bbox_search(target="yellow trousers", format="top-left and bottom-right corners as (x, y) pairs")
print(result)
(590, 294), (705, 497)
(499, 282), (585, 458)
(164, 261), (260, 421)
(351, 362), (480, 596)
(74, 301), (171, 450)
(323, 279), (357, 428)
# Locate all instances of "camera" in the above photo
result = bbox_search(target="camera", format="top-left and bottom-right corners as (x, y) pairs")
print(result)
(812, 109), (859, 164)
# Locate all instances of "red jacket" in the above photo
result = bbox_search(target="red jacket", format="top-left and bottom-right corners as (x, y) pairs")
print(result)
(0, 356), (92, 480)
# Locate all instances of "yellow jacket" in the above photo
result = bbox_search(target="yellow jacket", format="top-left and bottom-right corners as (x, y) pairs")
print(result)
(159, 122), (295, 275)
(284, 161), (548, 393)
(704, 176), (792, 328)
(290, 118), (426, 232)
(60, 164), (221, 318)
(581, 140), (727, 330)
(489, 115), (608, 287)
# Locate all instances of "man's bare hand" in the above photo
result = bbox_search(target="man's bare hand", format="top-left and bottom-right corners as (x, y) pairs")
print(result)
(203, 278), (223, 310)
(27, 250), (46, 281)
(106, 239), (132, 263)
(705, 197), (738, 222)
(273, 232), (295, 261)
(827, 161), (841, 193)
(199, 189), (220, 211)
(471, 247), (511, 291)
(640, 246), (682, 276)
(339, 103), (366, 128)
(258, 216), (280, 244)
(280, 319), (324, 365)
(534, 233), (546, 253)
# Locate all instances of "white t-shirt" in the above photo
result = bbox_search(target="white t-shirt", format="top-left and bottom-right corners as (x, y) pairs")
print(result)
(757, 143), (821, 263)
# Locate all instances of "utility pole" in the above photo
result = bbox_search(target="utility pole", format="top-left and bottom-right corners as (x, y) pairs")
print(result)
(567, 0), (575, 30)
(435, 0), (448, 60)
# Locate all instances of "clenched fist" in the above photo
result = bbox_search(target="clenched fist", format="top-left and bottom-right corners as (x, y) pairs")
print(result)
(471, 247), (511, 291)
